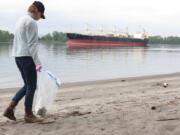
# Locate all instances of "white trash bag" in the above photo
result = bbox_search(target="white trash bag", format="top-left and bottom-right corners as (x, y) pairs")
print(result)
(34, 69), (61, 117)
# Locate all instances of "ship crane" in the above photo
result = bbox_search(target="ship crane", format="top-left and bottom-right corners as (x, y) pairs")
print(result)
(98, 24), (105, 36)
(84, 23), (92, 35)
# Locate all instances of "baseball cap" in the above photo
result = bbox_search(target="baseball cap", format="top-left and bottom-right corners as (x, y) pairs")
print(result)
(33, 1), (45, 19)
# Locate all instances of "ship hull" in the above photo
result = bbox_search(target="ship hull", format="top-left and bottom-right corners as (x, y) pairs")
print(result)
(66, 33), (148, 48)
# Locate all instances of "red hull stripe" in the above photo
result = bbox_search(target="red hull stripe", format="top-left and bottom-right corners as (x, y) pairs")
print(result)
(66, 39), (147, 48)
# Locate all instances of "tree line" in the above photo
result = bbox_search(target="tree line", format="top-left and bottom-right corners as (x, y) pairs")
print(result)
(1, 29), (180, 45)
(0, 30), (14, 42)
(149, 36), (180, 44)
(0, 30), (67, 43)
(40, 31), (67, 42)
(40, 33), (180, 45)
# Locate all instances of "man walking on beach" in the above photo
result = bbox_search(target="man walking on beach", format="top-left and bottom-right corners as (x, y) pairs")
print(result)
(3, 1), (45, 123)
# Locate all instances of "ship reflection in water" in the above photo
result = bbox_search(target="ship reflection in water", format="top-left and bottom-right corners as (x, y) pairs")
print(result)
(66, 46), (147, 66)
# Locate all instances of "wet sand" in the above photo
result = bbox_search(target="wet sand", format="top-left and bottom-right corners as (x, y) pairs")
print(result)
(1, 73), (180, 135)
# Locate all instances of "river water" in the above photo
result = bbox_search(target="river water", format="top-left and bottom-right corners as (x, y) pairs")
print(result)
(0, 43), (180, 89)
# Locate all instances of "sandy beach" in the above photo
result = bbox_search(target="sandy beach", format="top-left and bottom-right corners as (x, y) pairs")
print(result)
(1, 73), (180, 135)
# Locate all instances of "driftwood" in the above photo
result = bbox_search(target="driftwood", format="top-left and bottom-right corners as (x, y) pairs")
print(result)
(157, 118), (180, 121)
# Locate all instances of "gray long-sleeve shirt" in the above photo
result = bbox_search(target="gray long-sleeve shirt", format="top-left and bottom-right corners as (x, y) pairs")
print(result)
(12, 13), (41, 65)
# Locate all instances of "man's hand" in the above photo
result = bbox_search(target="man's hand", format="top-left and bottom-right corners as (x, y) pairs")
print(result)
(36, 64), (42, 72)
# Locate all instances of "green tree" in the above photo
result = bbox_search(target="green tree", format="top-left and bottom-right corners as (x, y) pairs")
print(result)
(41, 31), (67, 42)
(41, 33), (53, 41)
(0, 30), (14, 42)
(149, 36), (180, 44)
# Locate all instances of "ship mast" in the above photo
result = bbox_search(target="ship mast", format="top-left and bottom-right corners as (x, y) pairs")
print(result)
(99, 24), (104, 35)
(126, 27), (129, 35)
(113, 25), (117, 35)
(85, 23), (92, 35)
(85, 23), (89, 33)
(124, 27), (129, 37)
(70, 24), (72, 32)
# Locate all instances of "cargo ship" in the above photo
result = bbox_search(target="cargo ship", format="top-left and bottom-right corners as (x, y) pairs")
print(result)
(66, 30), (149, 48)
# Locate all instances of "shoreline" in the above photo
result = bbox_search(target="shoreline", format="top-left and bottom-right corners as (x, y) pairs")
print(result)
(61, 72), (180, 88)
(1, 72), (180, 93)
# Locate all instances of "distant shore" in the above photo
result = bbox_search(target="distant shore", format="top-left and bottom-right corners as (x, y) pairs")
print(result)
(1, 73), (180, 134)
(2, 28), (180, 45)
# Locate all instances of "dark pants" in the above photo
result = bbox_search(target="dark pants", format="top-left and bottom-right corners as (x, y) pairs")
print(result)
(12, 57), (37, 111)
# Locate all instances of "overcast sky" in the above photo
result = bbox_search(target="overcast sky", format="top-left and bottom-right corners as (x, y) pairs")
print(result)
(0, 0), (180, 36)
